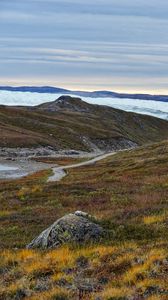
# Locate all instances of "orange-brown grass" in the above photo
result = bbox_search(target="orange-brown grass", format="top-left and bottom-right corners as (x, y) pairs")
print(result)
(0, 242), (167, 300)
(33, 156), (88, 165)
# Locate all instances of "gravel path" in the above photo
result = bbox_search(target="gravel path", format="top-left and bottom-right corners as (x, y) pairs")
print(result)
(48, 152), (115, 182)
(0, 152), (113, 181)
(0, 149), (130, 181)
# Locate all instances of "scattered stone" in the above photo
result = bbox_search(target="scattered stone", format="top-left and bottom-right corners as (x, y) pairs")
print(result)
(76, 256), (89, 269)
(74, 211), (89, 218)
(34, 278), (50, 292)
(14, 289), (30, 300)
(27, 212), (103, 249)
(75, 277), (101, 293)
(98, 277), (109, 285)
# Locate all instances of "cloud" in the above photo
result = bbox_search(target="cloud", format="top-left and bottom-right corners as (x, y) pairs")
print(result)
(0, 0), (168, 93)
(0, 90), (167, 120)
(0, 10), (37, 22)
(2, 0), (168, 19)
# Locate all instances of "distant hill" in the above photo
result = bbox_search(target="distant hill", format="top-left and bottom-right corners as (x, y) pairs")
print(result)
(37, 95), (95, 112)
(0, 96), (168, 151)
(0, 86), (168, 102)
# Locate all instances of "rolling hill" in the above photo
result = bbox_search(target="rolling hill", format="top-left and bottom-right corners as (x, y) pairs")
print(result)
(0, 96), (168, 151)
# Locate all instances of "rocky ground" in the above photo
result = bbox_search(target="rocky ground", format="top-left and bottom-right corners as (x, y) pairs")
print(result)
(0, 157), (54, 180)
(0, 146), (102, 159)
(0, 147), (104, 180)
(0, 138), (137, 180)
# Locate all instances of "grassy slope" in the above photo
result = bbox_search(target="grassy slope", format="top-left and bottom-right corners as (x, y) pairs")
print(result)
(0, 140), (168, 299)
(0, 101), (168, 149)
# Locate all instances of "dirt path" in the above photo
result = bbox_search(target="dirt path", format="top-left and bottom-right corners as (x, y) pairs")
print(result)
(48, 152), (116, 182)
(0, 152), (113, 181)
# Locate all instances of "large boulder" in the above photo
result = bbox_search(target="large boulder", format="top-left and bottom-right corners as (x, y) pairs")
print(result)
(27, 211), (103, 249)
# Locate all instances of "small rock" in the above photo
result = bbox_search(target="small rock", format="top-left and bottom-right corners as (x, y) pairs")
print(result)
(76, 256), (89, 268)
(34, 278), (50, 292)
(14, 289), (30, 299)
(74, 211), (89, 218)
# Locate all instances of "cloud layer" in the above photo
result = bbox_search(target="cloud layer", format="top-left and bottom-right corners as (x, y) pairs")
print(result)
(0, 91), (167, 120)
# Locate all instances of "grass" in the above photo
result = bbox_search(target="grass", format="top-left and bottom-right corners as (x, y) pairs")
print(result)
(0, 139), (168, 299)
(0, 243), (167, 299)
(32, 156), (89, 165)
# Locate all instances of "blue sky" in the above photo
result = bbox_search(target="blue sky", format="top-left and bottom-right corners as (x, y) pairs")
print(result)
(0, 0), (168, 93)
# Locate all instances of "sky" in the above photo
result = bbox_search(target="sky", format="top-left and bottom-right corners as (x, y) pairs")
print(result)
(0, 0), (168, 94)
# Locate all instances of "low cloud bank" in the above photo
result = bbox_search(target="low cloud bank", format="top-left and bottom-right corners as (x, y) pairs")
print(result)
(0, 91), (167, 120)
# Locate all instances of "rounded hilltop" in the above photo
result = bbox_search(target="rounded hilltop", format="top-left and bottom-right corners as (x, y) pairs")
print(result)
(37, 95), (93, 112)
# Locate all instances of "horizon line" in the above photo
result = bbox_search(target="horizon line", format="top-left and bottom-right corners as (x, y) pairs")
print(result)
(0, 85), (168, 97)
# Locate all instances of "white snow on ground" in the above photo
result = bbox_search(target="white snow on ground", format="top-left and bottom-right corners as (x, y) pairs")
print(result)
(0, 90), (168, 120)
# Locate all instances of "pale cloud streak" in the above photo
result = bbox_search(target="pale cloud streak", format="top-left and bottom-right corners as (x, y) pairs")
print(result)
(0, 0), (168, 93)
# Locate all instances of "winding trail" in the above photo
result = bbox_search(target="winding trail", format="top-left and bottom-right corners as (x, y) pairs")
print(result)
(48, 152), (116, 182)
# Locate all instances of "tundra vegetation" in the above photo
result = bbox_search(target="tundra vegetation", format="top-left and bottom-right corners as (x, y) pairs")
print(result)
(0, 96), (168, 150)
(0, 140), (168, 299)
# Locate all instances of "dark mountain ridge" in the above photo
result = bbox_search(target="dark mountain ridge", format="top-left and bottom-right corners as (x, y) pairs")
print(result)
(0, 86), (168, 102)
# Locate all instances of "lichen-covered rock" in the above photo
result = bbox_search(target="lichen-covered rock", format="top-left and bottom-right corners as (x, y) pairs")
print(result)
(27, 212), (103, 249)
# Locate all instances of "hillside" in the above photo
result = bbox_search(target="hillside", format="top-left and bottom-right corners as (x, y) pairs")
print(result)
(0, 140), (168, 299)
(0, 96), (168, 151)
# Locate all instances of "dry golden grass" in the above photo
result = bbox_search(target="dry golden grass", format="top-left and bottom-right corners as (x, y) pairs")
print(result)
(143, 212), (168, 225)
(97, 286), (132, 299)
(0, 242), (168, 299)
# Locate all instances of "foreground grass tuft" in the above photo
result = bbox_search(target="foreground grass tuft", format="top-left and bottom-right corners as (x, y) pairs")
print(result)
(0, 243), (167, 299)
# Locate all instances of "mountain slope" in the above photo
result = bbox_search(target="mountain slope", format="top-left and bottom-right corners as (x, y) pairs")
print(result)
(0, 96), (168, 151)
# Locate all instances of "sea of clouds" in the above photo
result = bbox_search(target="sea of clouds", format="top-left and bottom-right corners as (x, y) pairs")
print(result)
(0, 91), (168, 120)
